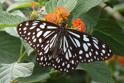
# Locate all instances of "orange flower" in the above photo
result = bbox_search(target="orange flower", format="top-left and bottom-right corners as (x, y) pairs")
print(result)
(72, 18), (85, 32)
(117, 56), (124, 65)
(55, 6), (70, 19)
(44, 13), (60, 24)
(44, 7), (70, 24)
(32, 1), (36, 11)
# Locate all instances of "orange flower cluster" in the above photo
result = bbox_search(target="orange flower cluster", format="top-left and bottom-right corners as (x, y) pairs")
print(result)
(44, 7), (70, 24)
(72, 18), (85, 32)
(31, 2), (86, 32)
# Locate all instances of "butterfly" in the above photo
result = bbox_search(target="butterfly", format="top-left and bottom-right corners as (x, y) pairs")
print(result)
(17, 20), (113, 72)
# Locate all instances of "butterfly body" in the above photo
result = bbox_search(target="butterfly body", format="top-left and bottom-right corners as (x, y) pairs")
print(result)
(17, 20), (113, 72)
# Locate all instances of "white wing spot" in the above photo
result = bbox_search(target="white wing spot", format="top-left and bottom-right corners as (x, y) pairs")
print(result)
(83, 35), (89, 42)
(40, 57), (43, 61)
(23, 27), (27, 30)
(26, 22), (29, 26)
(19, 24), (22, 27)
(43, 31), (51, 37)
(71, 60), (74, 64)
(47, 26), (57, 29)
(79, 56), (82, 59)
(33, 38), (36, 42)
(40, 24), (45, 29)
(62, 62), (65, 66)
(79, 50), (83, 54)
(86, 54), (89, 58)
(32, 35), (35, 39)
(109, 49), (112, 52)
(37, 31), (43, 37)
(65, 53), (69, 60)
(67, 64), (70, 68)
(93, 39), (98, 44)
(33, 22), (38, 26)
(94, 43), (99, 49)
(68, 50), (72, 58)
(74, 38), (80, 47)
(39, 38), (42, 43)
(95, 51), (98, 55)
(102, 44), (105, 48)
(83, 43), (88, 51)
(30, 26), (35, 30)
(27, 32), (31, 35)
(89, 52), (92, 56)
(87, 43), (91, 46)
(68, 31), (80, 38)
(102, 50), (105, 54)
(36, 28), (40, 32)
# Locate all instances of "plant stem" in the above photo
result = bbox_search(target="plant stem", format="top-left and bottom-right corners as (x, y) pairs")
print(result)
(17, 42), (26, 63)
(99, 3), (123, 21)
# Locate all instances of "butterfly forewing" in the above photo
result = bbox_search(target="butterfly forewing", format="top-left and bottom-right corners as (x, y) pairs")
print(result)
(17, 20), (58, 49)
(17, 20), (113, 72)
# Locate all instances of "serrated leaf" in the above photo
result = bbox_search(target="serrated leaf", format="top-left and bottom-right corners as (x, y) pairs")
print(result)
(57, 0), (78, 12)
(93, 19), (124, 55)
(0, 62), (34, 83)
(77, 62), (115, 83)
(10, 10), (27, 19)
(45, 0), (58, 13)
(72, 0), (105, 18)
(0, 31), (21, 63)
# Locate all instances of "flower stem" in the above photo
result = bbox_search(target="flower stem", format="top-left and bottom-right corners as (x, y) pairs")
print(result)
(17, 42), (26, 63)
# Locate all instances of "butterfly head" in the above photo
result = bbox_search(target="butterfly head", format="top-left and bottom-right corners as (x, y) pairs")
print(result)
(59, 20), (68, 29)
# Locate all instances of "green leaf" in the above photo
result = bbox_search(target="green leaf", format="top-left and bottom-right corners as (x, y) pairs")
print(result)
(0, 31), (21, 63)
(7, 0), (40, 12)
(22, 40), (34, 56)
(0, 62), (34, 83)
(57, 0), (78, 12)
(17, 64), (51, 83)
(93, 19), (124, 55)
(114, 3), (124, 13)
(0, 11), (25, 29)
(77, 62), (115, 83)
(81, 7), (102, 33)
(3, 27), (19, 37)
(45, 0), (58, 13)
(72, 0), (105, 18)
(10, 10), (27, 19)
(45, 0), (78, 13)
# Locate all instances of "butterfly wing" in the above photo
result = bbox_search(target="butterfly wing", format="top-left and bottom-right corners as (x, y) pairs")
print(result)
(17, 20), (59, 49)
(67, 29), (112, 63)
(17, 20), (59, 66)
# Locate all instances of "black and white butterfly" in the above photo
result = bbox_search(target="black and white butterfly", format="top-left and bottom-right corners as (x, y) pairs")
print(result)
(17, 20), (113, 72)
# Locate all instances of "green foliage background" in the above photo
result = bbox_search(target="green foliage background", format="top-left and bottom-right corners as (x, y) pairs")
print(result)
(0, 0), (124, 83)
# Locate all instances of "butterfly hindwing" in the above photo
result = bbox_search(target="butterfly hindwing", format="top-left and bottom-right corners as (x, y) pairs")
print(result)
(67, 29), (112, 63)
